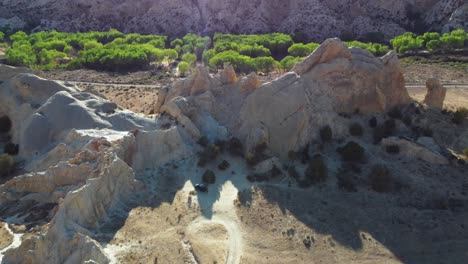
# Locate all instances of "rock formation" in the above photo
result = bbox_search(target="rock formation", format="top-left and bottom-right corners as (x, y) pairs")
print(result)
(1, 38), (466, 263)
(0, 0), (465, 41)
(239, 39), (410, 157)
(423, 78), (446, 109)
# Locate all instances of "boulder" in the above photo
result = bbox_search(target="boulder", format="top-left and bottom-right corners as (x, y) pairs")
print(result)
(161, 97), (201, 139)
(238, 72), (260, 92)
(0, 64), (31, 80)
(153, 85), (169, 114)
(423, 78), (446, 109)
(166, 66), (214, 102)
(0, 222), (13, 250)
(220, 63), (237, 84)
(416, 137), (441, 154)
(132, 127), (193, 172)
(253, 157), (282, 175)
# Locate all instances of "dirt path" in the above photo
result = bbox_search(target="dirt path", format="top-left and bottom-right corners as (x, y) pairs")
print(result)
(191, 180), (243, 264)
(0, 223), (23, 262)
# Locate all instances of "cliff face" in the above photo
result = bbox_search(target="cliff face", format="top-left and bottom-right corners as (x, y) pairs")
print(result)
(0, 0), (465, 41)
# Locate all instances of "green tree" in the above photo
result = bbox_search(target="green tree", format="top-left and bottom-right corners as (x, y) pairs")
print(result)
(9, 31), (28, 42)
(426, 39), (441, 51)
(202, 49), (216, 66)
(178, 61), (190, 76)
(182, 53), (197, 65)
(280, 56), (302, 70)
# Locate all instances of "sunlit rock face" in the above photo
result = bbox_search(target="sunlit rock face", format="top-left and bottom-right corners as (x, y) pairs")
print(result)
(0, 0), (464, 40)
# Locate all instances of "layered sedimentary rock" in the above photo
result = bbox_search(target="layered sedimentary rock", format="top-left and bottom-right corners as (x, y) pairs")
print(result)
(0, 69), (192, 263)
(0, 39), (416, 263)
(0, 0), (465, 41)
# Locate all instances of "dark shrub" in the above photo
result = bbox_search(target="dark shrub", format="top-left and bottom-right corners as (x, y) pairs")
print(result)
(402, 116), (412, 127)
(386, 145), (400, 154)
(388, 107), (402, 119)
(227, 137), (243, 156)
(4, 143), (19, 156)
(298, 179), (312, 188)
(369, 164), (393, 192)
(246, 173), (269, 182)
(197, 136), (209, 147)
(373, 119), (396, 143)
(337, 142), (365, 162)
(452, 108), (468, 125)
(337, 170), (357, 192)
(271, 165), (283, 178)
(349, 122), (364, 137)
(197, 144), (220, 167)
(0, 154), (14, 177)
(304, 155), (328, 184)
(202, 170), (216, 184)
(215, 140), (226, 152)
(421, 126), (433, 137)
(288, 165), (300, 180)
(411, 126), (433, 138)
(246, 142), (268, 167)
(246, 174), (255, 182)
(320, 125), (333, 142)
(0, 116), (12, 133)
(298, 144), (311, 164)
(287, 150), (297, 163)
(369, 117), (378, 128)
(218, 160), (230, 171)
(383, 119), (396, 133)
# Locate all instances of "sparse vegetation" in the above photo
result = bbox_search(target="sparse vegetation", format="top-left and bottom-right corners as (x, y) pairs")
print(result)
(464, 148), (468, 158)
(337, 142), (365, 162)
(369, 164), (393, 193)
(202, 170), (216, 184)
(0, 154), (14, 177)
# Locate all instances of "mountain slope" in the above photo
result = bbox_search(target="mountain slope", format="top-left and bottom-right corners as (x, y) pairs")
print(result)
(0, 0), (465, 41)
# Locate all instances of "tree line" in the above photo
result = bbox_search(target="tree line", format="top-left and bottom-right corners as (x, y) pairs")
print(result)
(0, 29), (465, 74)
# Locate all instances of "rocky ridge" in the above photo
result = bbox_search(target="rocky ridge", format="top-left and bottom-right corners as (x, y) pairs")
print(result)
(0, 1), (466, 41)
